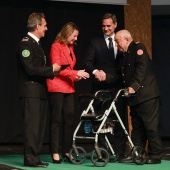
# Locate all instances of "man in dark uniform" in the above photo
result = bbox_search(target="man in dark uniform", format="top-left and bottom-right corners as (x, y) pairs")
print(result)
(84, 13), (128, 162)
(17, 13), (61, 167)
(115, 29), (162, 164)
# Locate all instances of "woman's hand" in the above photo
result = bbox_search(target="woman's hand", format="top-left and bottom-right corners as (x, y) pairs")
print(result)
(77, 70), (90, 79)
(76, 76), (82, 81)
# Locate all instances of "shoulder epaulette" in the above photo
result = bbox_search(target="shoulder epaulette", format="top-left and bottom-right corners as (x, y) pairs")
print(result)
(135, 41), (140, 44)
(22, 37), (29, 42)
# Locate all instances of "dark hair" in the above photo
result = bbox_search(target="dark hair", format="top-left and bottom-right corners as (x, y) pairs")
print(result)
(27, 13), (45, 32)
(102, 13), (117, 23)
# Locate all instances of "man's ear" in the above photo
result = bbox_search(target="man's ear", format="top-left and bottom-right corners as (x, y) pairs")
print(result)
(114, 22), (118, 29)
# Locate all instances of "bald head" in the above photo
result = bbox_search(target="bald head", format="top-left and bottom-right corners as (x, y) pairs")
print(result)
(116, 30), (133, 40)
(115, 29), (133, 52)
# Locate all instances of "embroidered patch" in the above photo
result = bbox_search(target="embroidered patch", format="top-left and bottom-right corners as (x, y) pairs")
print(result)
(137, 49), (143, 55)
(22, 50), (30, 57)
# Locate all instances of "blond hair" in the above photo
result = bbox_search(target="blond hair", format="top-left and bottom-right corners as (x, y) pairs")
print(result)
(55, 22), (79, 46)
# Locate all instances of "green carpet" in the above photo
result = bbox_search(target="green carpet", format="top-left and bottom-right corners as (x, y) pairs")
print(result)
(0, 154), (169, 170)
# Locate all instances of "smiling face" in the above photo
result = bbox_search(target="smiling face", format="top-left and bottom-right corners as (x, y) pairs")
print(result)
(67, 29), (79, 45)
(102, 18), (117, 37)
(37, 18), (48, 38)
(27, 13), (48, 39)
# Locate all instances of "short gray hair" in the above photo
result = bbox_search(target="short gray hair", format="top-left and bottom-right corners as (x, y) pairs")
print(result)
(27, 13), (45, 32)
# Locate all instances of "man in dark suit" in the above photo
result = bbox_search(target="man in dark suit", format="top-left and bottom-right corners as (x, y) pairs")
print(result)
(84, 13), (128, 162)
(115, 29), (162, 164)
(17, 13), (61, 167)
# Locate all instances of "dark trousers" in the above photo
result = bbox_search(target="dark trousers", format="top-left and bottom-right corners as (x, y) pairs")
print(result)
(113, 96), (128, 156)
(130, 97), (162, 159)
(49, 92), (74, 154)
(21, 97), (48, 163)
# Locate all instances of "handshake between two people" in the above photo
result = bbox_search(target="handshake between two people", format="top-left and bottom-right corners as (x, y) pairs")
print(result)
(94, 70), (106, 82)
(94, 70), (136, 94)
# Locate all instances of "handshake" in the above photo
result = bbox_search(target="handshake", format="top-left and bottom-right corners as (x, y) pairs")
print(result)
(94, 70), (106, 81)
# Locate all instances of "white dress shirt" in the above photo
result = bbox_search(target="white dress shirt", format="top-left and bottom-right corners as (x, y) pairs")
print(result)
(104, 34), (117, 58)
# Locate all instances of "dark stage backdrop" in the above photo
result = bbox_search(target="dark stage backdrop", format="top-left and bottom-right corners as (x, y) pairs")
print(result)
(152, 16), (170, 138)
(0, 0), (124, 143)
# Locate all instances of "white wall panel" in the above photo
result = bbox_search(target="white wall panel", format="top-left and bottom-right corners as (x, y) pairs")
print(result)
(48, 0), (127, 5)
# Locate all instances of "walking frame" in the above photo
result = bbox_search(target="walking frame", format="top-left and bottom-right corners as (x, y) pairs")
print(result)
(69, 89), (148, 167)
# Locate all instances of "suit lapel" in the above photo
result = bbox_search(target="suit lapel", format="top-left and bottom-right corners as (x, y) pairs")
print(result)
(98, 38), (111, 55)
(99, 37), (116, 63)
(28, 35), (46, 64)
(62, 45), (76, 69)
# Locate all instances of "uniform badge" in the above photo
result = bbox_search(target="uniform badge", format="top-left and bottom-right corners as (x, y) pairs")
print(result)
(22, 49), (30, 57)
(22, 37), (29, 41)
(137, 49), (143, 55)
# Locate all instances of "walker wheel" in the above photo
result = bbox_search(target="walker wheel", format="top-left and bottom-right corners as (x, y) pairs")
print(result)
(132, 146), (148, 165)
(69, 146), (86, 164)
(91, 148), (109, 167)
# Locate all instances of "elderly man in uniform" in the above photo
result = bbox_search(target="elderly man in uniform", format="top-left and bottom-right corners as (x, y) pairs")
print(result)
(17, 13), (61, 167)
(114, 29), (162, 164)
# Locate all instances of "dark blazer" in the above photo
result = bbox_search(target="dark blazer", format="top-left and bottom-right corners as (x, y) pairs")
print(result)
(121, 41), (159, 106)
(17, 35), (54, 99)
(84, 36), (128, 157)
(84, 36), (123, 92)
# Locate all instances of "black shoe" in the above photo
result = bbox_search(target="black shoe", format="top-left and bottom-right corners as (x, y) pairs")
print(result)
(24, 155), (49, 167)
(52, 158), (61, 164)
(36, 161), (49, 167)
(118, 155), (133, 163)
(24, 162), (36, 167)
(146, 158), (161, 164)
(62, 153), (72, 163)
(24, 161), (48, 167)
(51, 154), (61, 164)
(117, 155), (125, 161)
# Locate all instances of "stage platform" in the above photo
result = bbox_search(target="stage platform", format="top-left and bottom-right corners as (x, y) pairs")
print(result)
(0, 138), (169, 170)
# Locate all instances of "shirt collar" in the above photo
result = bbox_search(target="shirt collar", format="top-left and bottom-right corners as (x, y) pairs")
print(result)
(104, 34), (115, 40)
(28, 32), (39, 43)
